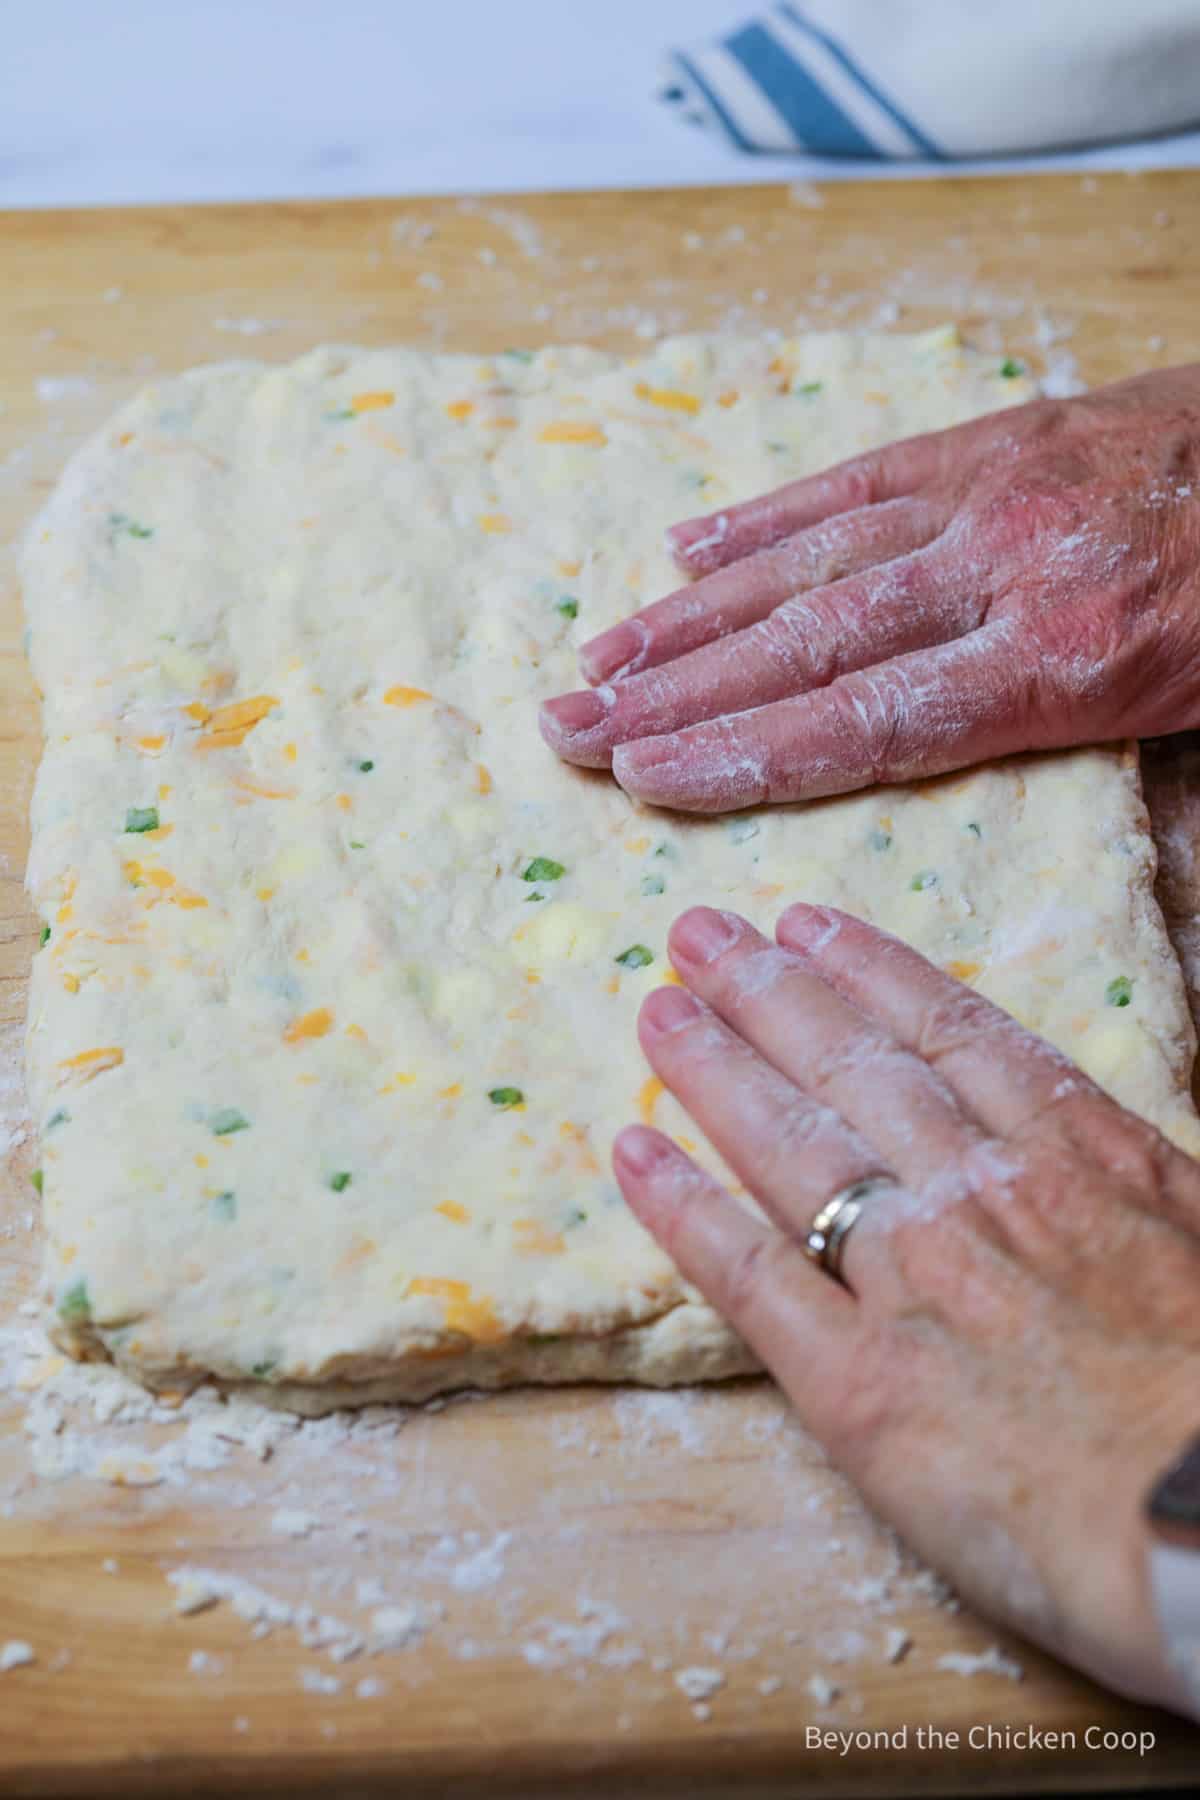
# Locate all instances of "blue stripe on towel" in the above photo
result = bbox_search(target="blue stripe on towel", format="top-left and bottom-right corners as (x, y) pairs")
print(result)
(778, 4), (944, 158)
(672, 49), (759, 152)
(725, 21), (880, 157)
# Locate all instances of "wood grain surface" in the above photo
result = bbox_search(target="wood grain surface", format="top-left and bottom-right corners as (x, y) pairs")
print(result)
(3, 173), (1200, 1797)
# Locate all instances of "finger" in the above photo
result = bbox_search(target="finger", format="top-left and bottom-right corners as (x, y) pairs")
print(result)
(612, 619), (1036, 811)
(666, 426), (966, 575)
(635, 984), (891, 1243)
(774, 903), (1103, 1140)
(667, 907), (984, 1186)
(579, 497), (943, 685)
(542, 544), (976, 769)
(612, 1124), (862, 1422)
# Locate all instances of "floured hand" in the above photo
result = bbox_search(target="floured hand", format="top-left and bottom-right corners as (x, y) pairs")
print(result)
(541, 369), (1200, 809)
(614, 902), (1200, 1716)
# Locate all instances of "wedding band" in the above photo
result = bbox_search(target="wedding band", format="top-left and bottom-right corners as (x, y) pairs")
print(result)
(803, 1175), (893, 1285)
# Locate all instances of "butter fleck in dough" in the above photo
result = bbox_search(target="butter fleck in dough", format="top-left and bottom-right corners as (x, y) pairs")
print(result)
(22, 330), (1200, 1413)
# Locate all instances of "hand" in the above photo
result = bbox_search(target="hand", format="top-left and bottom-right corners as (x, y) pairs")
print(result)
(541, 369), (1200, 811)
(613, 902), (1200, 1714)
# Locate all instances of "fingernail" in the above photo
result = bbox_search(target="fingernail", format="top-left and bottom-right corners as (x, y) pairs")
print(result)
(611, 738), (675, 800)
(540, 686), (613, 739)
(579, 620), (646, 683)
(614, 1124), (675, 1177)
(641, 986), (702, 1036)
(778, 903), (841, 954)
(671, 906), (741, 966)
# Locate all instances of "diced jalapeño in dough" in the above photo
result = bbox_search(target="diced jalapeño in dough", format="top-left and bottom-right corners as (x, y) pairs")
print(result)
(59, 1279), (91, 1323)
(210, 1107), (250, 1136)
(488, 1087), (524, 1109)
(999, 358), (1023, 378)
(556, 597), (579, 619)
(39, 924), (51, 947)
(615, 944), (654, 969)
(358, 760), (374, 772)
(30, 1169), (43, 1195)
(1106, 975), (1134, 1008)
(328, 1171), (353, 1192)
(124, 806), (160, 834)
(108, 511), (154, 540)
(910, 870), (939, 892)
(522, 857), (565, 883)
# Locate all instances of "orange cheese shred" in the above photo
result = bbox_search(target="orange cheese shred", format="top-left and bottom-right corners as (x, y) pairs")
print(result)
(445, 400), (475, 421)
(351, 390), (395, 413)
(56, 1046), (125, 1085)
(945, 960), (983, 983)
(383, 685), (432, 707)
(538, 422), (608, 446)
(634, 382), (702, 416)
(283, 1007), (334, 1044)
(196, 694), (278, 750)
(407, 1276), (504, 1343)
(638, 1075), (665, 1123)
(478, 513), (512, 534)
(436, 1199), (471, 1224)
(513, 1219), (567, 1256)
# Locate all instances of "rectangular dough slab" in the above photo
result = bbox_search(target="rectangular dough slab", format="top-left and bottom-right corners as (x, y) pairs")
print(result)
(22, 328), (1200, 1413)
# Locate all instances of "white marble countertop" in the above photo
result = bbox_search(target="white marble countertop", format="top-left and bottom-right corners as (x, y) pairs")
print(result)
(6, 0), (1200, 210)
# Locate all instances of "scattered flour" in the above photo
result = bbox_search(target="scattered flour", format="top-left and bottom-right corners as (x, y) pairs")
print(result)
(0, 1641), (35, 1671)
(937, 1645), (1024, 1682)
(674, 1666), (725, 1702)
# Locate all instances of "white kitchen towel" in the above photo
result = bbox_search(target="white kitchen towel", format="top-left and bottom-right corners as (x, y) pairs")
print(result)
(662, 1), (1200, 159)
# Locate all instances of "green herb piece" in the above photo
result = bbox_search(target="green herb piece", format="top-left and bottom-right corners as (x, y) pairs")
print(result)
(869, 829), (892, 851)
(1106, 975), (1133, 1008)
(502, 348), (535, 363)
(210, 1107), (250, 1137)
(524, 891), (545, 902)
(615, 944), (654, 969)
(124, 806), (159, 834)
(563, 1206), (588, 1229)
(46, 1108), (69, 1130)
(39, 924), (51, 948)
(30, 1168), (43, 1195)
(325, 407), (355, 421)
(358, 759), (375, 773)
(348, 839), (366, 850)
(999, 358), (1024, 379)
(522, 857), (565, 883)
(108, 512), (154, 540)
(653, 842), (677, 860)
(797, 380), (823, 396)
(556, 596), (580, 620)
(59, 1279), (91, 1324)
(211, 1191), (237, 1223)
(250, 1359), (278, 1379)
(965, 821), (982, 838)
(641, 872), (666, 897)
(766, 441), (789, 454)
(488, 1086), (524, 1110)
(328, 1171), (353, 1193)
(910, 870), (939, 892)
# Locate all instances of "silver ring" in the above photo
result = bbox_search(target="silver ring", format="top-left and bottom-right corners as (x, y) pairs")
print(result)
(803, 1175), (893, 1285)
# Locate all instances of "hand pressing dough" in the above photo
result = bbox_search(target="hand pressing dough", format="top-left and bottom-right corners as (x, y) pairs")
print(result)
(22, 328), (1200, 1413)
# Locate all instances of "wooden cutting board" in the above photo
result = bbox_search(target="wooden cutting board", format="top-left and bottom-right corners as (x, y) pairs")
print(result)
(3, 174), (1200, 1797)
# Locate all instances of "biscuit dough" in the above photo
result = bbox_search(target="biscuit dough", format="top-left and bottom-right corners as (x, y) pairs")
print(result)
(22, 329), (1200, 1412)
